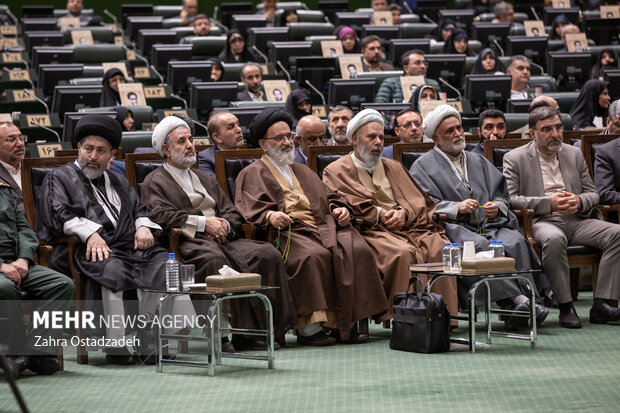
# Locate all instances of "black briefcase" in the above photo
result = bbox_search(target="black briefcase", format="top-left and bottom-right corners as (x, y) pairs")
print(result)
(389, 276), (451, 354)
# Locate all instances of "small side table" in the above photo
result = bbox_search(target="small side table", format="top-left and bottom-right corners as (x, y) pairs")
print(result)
(410, 268), (540, 353)
(149, 287), (276, 376)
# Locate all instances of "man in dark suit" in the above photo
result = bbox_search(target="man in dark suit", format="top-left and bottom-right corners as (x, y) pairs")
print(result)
(198, 111), (245, 178)
(294, 115), (325, 165)
(0, 122), (25, 212)
(236, 63), (265, 102)
(594, 136), (620, 206)
(503, 106), (620, 328)
(602, 99), (620, 136)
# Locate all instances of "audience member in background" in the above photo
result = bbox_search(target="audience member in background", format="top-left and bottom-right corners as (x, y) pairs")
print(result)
(602, 99), (620, 135)
(511, 95), (560, 136)
(570, 80), (611, 130)
(208, 58), (223, 81)
(503, 106), (620, 328)
(472, 109), (507, 154)
(382, 109), (426, 159)
(492, 1), (515, 24)
(409, 85), (439, 114)
(376, 50), (439, 103)
(327, 105), (353, 146)
(114, 106), (135, 132)
(387, 4), (401, 24)
(322, 109), (458, 320)
(471, 48), (506, 74)
(180, 0), (198, 24)
(591, 49), (619, 81)
(371, 0), (388, 11)
(360, 35), (395, 72)
(279, 10), (298, 26)
(261, 0), (278, 27)
(443, 29), (475, 56)
(100, 68), (125, 106)
(411, 105), (547, 330)
(558, 24), (580, 52)
(0, 122), (25, 211)
(594, 103), (620, 206)
(571, 0), (601, 12)
(294, 115), (326, 165)
(237, 63), (265, 102)
(507, 55), (532, 100)
(191, 14), (210, 36)
(198, 111), (245, 178)
(62, 0), (95, 24)
(338, 27), (359, 54)
(118, 60), (134, 79)
(551, 14), (569, 40)
(235, 108), (390, 345)
(218, 30), (258, 64)
(436, 20), (455, 42)
(285, 89), (312, 128)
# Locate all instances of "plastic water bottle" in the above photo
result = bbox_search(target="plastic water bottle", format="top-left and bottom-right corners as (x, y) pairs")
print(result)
(450, 243), (461, 274)
(442, 243), (452, 272)
(496, 241), (505, 257)
(165, 253), (180, 292)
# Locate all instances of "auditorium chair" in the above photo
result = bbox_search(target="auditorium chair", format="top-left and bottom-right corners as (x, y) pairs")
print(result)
(73, 44), (126, 64)
(287, 22), (335, 41)
(399, 14), (421, 24)
(357, 71), (404, 91)
(296, 10), (326, 23)
(399, 23), (437, 38)
(62, 27), (115, 44)
(579, 134), (620, 178)
(152, 5), (182, 18)
(190, 36), (227, 59)
(482, 138), (609, 302)
(255, 1), (308, 12)
(120, 131), (154, 154)
(214, 149), (263, 201)
(308, 35), (337, 55)
(306, 145), (352, 180)
(393, 142), (435, 171)
(80, 106), (154, 131)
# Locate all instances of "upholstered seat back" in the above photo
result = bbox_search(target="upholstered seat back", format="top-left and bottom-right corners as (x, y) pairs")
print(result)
(225, 158), (258, 201)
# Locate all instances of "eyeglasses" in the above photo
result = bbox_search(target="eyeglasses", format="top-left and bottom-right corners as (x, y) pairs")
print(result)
(265, 133), (294, 142)
(535, 124), (564, 134)
(397, 122), (421, 130)
(5, 135), (27, 143)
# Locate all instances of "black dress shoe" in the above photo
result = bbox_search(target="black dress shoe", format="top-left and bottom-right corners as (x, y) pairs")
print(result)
(329, 329), (370, 344)
(231, 335), (280, 351)
(590, 302), (620, 324)
(536, 303), (549, 327)
(559, 307), (582, 329)
(221, 337), (236, 353)
(3, 356), (28, 379)
(105, 347), (137, 365)
(27, 356), (61, 375)
(504, 301), (530, 331)
(297, 331), (337, 346)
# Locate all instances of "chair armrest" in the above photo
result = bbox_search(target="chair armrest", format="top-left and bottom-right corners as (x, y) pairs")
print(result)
(36, 244), (53, 267)
(595, 204), (611, 221)
(512, 208), (539, 255)
(169, 228), (182, 258)
(241, 223), (257, 239)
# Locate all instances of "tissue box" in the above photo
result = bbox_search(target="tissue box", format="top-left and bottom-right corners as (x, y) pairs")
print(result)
(201, 273), (262, 292)
(461, 258), (515, 274)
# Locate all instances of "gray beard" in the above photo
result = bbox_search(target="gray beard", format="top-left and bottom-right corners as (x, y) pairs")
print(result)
(78, 154), (107, 180)
(170, 149), (196, 168)
(267, 144), (295, 166)
(332, 132), (348, 143)
(438, 138), (466, 155)
(357, 142), (381, 168)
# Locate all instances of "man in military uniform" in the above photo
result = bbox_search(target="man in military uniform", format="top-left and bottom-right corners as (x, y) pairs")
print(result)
(0, 182), (74, 378)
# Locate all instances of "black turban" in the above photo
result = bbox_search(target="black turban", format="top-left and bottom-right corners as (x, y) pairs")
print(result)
(247, 107), (294, 148)
(73, 114), (122, 149)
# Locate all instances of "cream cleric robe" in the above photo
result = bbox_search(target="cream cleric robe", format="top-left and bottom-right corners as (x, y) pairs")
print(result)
(234, 156), (390, 340)
(140, 165), (297, 343)
(322, 155), (459, 318)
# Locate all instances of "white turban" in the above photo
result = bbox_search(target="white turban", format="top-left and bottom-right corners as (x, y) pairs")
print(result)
(345, 108), (385, 142)
(151, 116), (190, 156)
(422, 104), (461, 140)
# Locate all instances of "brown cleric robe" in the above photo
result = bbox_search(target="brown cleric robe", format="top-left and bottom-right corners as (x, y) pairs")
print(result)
(234, 156), (390, 340)
(140, 165), (297, 343)
(322, 155), (458, 317)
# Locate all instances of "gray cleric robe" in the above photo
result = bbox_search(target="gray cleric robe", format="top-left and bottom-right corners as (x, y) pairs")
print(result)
(410, 148), (541, 306)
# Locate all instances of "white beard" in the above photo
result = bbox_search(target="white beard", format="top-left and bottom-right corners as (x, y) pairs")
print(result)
(170, 148), (196, 168)
(357, 142), (381, 168)
(267, 143), (295, 166)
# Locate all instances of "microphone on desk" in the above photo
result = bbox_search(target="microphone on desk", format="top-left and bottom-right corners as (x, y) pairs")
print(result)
(493, 40), (505, 57)
(22, 89), (50, 113)
(438, 77), (462, 101)
(252, 45), (269, 65)
(30, 120), (61, 143)
(170, 93), (188, 109)
(304, 80), (326, 106)
(2, 67), (35, 89)
(276, 61), (292, 82)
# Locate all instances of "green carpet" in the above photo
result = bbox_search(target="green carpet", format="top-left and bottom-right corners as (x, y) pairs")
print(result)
(2, 293), (619, 413)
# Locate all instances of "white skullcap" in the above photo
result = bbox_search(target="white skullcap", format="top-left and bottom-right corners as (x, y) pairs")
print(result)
(422, 104), (461, 140)
(151, 116), (190, 156)
(345, 108), (385, 142)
